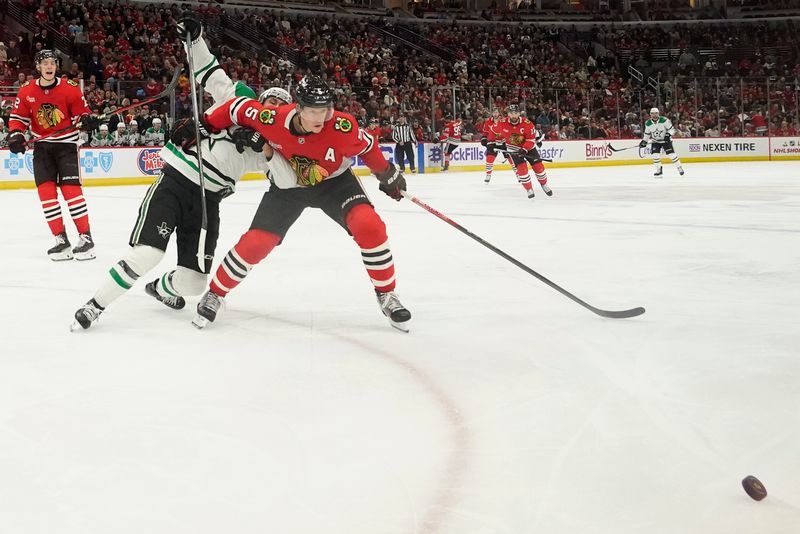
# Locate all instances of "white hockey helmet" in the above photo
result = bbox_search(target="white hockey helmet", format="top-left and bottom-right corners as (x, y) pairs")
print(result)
(259, 86), (292, 105)
(152, 117), (162, 124)
(99, 124), (109, 131)
(130, 119), (138, 126)
(116, 122), (126, 129)
(650, 107), (660, 115)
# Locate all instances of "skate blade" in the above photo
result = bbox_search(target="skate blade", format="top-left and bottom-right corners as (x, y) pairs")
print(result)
(389, 319), (410, 333)
(70, 320), (86, 332)
(192, 315), (210, 329)
(74, 251), (97, 261)
(49, 253), (74, 262)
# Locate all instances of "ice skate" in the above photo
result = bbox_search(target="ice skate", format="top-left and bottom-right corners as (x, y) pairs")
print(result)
(72, 232), (96, 261)
(193, 290), (224, 329)
(654, 169), (663, 178)
(541, 183), (553, 196)
(678, 166), (685, 176)
(484, 173), (491, 184)
(48, 232), (73, 261)
(145, 279), (185, 310)
(376, 290), (411, 332)
(527, 188), (536, 199)
(71, 298), (104, 331)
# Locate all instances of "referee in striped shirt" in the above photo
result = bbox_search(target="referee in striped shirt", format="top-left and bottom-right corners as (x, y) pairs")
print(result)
(391, 116), (417, 173)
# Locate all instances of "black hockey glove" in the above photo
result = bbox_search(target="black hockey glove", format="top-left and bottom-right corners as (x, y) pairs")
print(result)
(480, 137), (488, 147)
(170, 116), (215, 150)
(375, 162), (407, 201)
(232, 127), (266, 154)
(535, 131), (545, 149)
(638, 139), (648, 148)
(177, 12), (203, 42)
(664, 133), (672, 143)
(7, 131), (26, 154)
(78, 114), (100, 132)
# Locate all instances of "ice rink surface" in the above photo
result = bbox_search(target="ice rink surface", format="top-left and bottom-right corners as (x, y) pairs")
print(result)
(1, 161), (799, 534)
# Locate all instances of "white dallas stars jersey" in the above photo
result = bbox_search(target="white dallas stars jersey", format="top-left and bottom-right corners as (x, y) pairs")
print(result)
(642, 116), (676, 144)
(159, 37), (293, 196)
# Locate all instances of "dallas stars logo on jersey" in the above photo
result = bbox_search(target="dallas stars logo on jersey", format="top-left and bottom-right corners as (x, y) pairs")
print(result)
(290, 155), (330, 187)
(36, 103), (66, 129)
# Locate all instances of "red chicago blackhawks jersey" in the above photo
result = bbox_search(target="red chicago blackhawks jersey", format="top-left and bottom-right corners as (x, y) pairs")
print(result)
(493, 117), (537, 151)
(9, 78), (90, 144)
(204, 97), (389, 187)
(439, 120), (463, 144)
(481, 117), (501, 141)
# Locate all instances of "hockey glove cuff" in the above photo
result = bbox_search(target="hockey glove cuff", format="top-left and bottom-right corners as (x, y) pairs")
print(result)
(177, 12), (203, 43)
(7, 131), (26, 154)
(375, 163), (407, 201)
(664, 133), (672, 142)
(232, 127), (266, 154)
(639, 139), (648, 148)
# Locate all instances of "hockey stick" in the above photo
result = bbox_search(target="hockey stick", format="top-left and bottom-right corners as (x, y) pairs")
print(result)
(607, 142), (641, 152)
(490, 142), (553, 163)
(402, 191), (645, 319)
(31, 68), (182, 144)
(184, 36), (209, 272)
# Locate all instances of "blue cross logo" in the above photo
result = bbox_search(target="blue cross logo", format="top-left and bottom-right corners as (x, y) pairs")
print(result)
(81, 151), (99, 173)
(3, 153), (24, 176)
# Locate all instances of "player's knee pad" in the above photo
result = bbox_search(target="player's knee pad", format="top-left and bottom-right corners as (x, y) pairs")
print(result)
(237, 228), (280, 264)
(486, 152), (496, 162)
(345, 204), (387, 245)
(124, 245), (165, 277)
(532, 161), (546, 174)
(36, 181), (58, 201)
(59, 183), (83, 199)
(515, 161), (529, 175)
(170, 266), (207, 296)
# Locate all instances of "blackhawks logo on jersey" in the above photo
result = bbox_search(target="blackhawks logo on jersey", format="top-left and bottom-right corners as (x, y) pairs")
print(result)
(290, 155), (330, 187)
(258, 109), (276, 125)
(334, 117), (353, 133)
(508, 133), (525, 147)
(36, 103), (66, 129)
(67, 79), (79, 87)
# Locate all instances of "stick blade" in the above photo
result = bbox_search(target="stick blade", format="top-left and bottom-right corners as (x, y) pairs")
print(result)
(593, 306), (646, 319)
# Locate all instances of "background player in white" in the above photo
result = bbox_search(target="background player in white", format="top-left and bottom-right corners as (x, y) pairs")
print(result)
(639, 107), (685, 178)
(72, 13), (295, 330)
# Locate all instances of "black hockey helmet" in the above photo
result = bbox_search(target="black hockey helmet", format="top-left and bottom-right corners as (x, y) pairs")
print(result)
(507, 104), (520, 114)
(295, 75), (334, 108)
(35, 49), (59, 66)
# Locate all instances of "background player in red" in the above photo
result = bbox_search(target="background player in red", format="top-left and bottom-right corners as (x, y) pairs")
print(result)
(438, 115), (463, 171)
(480, 108), (503, 184)
(7, 50), (99, 260)
(492, 104), (552, 199)
(193, 75), (411, 331)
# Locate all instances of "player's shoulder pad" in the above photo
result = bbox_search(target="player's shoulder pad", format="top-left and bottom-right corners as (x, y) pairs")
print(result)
(332, 111), (356, 134)
(658, 117), (668, 124)
(645, 119), (653, 126)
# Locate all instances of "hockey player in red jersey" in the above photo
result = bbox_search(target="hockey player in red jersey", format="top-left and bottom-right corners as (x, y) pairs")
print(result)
(438, 115), (463, 171)
(7, 50), (99, 260)
(491, 104), (552, 199)
(192, 75), (411, 331)
(480, 108), (503, 184)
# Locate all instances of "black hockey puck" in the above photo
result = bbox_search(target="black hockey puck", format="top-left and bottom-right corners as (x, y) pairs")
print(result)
(742, 475), (767, 501)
